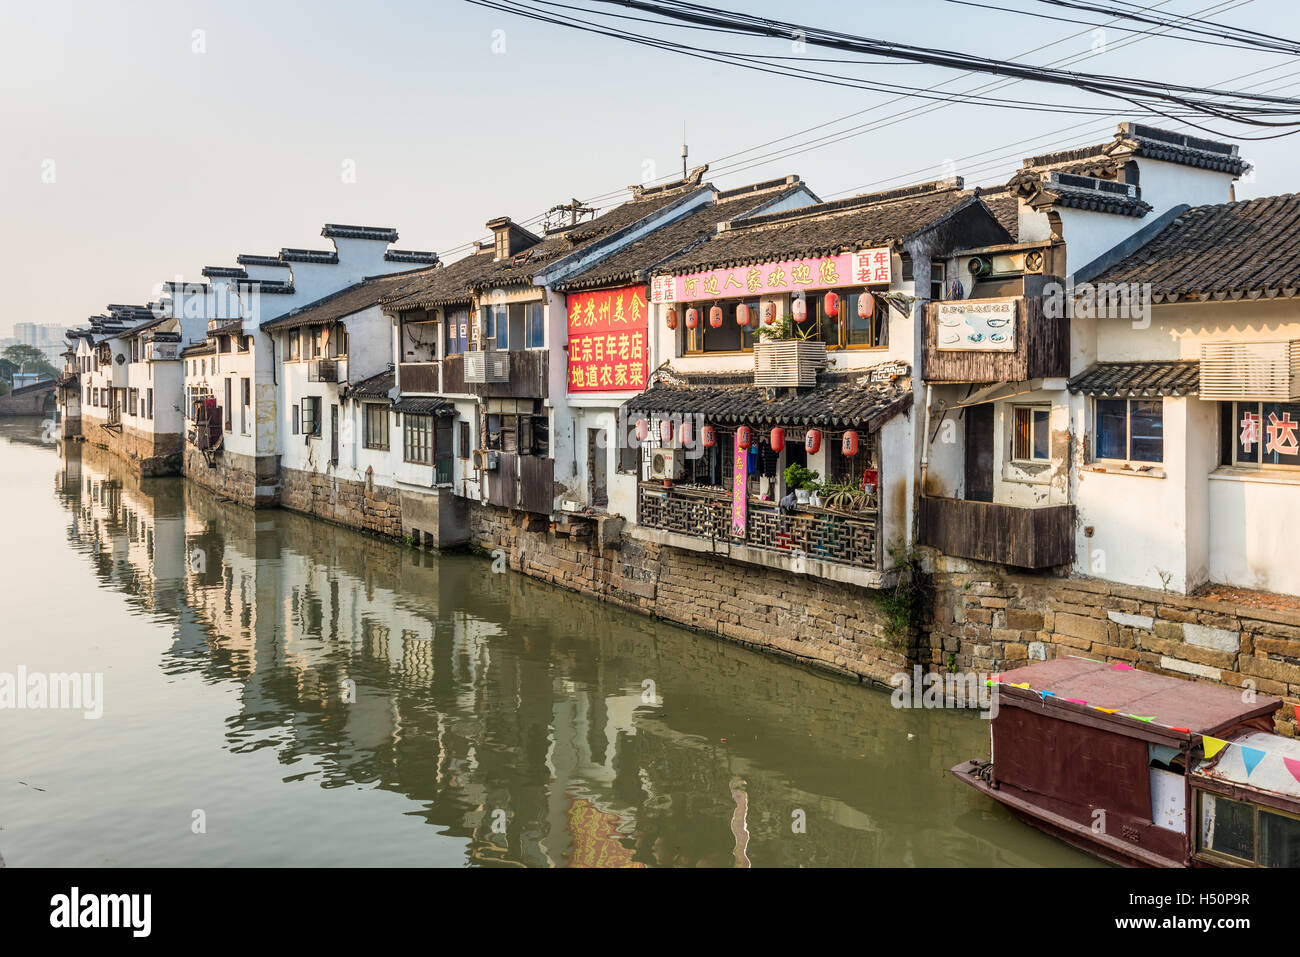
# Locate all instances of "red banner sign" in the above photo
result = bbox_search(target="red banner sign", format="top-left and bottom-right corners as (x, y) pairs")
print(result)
(566, 285), (649, 393)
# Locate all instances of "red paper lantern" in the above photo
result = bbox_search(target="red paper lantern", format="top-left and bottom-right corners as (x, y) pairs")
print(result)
(824, 291), (840, 318)
(660, 419), (674, 443)
(792, 297), (807, 323)
(805, 428), (822, 454)
(737, 426), (752, 449)
(736, 303), (750, 327)
(763, 303), (776, 325)
(635, 418), (649, 442)
(770, 427), (786, 453)
(842, 430), (859, 457)
(686, 307), (699, 329)
(709, 305), (723, 328)
(666, 307), (678, 330)
(680, 422), (694, 445)
(858, 292), (875, 319)
(701, 424), (716, 448)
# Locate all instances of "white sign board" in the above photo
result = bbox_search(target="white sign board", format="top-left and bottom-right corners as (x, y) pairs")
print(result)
(936, 298), (1017, 352)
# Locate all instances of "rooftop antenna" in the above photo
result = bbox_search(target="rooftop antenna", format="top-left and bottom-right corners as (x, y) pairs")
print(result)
(681, 122), (688, 180)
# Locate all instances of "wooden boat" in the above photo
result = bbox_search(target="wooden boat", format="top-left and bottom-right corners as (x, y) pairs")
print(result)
(952, 656), (1300, 867)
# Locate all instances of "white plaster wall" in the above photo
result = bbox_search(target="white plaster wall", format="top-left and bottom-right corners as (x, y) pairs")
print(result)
(1073, 396), (1194, 591)
(1209, 473), (1300, 595)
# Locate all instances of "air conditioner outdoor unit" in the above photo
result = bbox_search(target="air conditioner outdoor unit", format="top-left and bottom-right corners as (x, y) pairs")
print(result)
(649, 447), (685, 481)
(472, 448), (499, 471)
(1200, 339), (1300, 402)
(464, 350), (511, 384)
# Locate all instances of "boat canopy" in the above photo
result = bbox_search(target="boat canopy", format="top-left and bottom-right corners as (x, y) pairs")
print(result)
(1194, 731), (1300, 802)
(994, 657), (1280, 737)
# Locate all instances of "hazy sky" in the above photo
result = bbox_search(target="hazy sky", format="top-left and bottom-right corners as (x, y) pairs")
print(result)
(3, 0), (1299, 336)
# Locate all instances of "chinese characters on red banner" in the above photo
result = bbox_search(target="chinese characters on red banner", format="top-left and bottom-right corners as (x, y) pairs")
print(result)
(566, 285), (648, 393)
(649, 248), (892, 304)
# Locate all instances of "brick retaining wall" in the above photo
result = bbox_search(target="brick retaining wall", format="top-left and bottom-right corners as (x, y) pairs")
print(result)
(928, 559), (1300, 735)
(280, 466), (403, 538)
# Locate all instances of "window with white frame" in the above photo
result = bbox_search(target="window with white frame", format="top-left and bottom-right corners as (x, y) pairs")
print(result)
(1011, 405), (1051, 463)
(1095, 398), (1163, 463)
(364, 404), (389, 450)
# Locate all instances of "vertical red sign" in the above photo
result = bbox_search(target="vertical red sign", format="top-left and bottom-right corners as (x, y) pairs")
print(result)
(566, 285), (649, 393)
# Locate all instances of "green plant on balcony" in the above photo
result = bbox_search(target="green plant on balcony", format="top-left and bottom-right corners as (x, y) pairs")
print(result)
(817, 482), (875, 512)
(783, 463), (819, 491)
(751, 314), (820, 342)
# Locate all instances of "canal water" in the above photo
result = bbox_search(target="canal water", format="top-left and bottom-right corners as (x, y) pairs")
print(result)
(0, 419), (1098, 867)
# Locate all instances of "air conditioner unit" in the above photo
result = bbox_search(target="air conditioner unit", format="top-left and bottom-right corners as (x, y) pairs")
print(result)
(472, 448), (499, 470)
(309, 359), (339, 383)
(649, 447), (685, 480)
(464, 350), (510, 384)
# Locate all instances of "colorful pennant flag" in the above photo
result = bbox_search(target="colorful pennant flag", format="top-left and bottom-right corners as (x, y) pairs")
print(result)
(1111, 662), (1135, 671)
(1201, 736), (1228, 760)
(1241, 747), (1266, 776)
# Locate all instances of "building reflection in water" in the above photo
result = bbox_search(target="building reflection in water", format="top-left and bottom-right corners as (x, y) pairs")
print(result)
(49, 437), (1087, 868)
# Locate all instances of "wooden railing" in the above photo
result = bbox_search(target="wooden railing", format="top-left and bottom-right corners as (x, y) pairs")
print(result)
(919, 495), (1074, 569)
(399, 362), (439, 394)
(638, 483), (879, 570)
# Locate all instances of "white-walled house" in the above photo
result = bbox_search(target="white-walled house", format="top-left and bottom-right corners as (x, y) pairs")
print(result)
(622, 178), (1014, 585)
(915, 122), (1246, 581)
(180, 224), (439, 506)
(1067, 193), (1300, 596)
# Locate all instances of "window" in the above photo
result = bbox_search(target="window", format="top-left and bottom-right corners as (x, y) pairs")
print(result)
(843, 291), (888, 348)
(405, 414), (434, 464)
(446, 310), (469, 355)
(128, 388), (139, 417)
(328, 325), (347, 358)
(525, 302), (545, 349)
(1198, 791), (1300, 866)
(436, 418), (454, 484)
(1225, 401), (1300, 470)
(292, 404), (300, 435)
(459, 420), (470, 457)
(287, 330), (299, 361)
(684, 300), (760, 354)
(241, 378), (251, 435)
(364, 404), (389, 450)
(1012, 406), (1051, 463)
(494, 304), (509, 349)
(828, 432), (876, 486)
(310, 327), (323, 359)
(1095, 398), (1163, 463)
(485, 411), (549, 456)
(146, 388), (153, 420)
(930, 260), (948, 301)
(301, 397), (321, 438)
(224, 379), (233, 432)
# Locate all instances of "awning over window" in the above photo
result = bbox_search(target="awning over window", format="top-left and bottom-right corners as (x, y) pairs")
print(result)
(621, 366), (912, 431)
(1068, 360), (1199, 398)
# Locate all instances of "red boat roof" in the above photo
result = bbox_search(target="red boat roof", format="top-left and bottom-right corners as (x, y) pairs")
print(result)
(997, 657), (1279, 735)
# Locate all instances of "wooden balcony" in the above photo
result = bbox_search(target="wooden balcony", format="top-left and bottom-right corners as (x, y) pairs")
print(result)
(638, 483), (880, 572)
(919, 495), (1074, 569)
(443, 350), (547, 399)
(399, 362), (440, 395)
(922, 296), (1068, 383)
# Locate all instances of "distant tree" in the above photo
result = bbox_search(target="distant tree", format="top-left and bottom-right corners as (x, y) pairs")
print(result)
(2, 345), (56, 381)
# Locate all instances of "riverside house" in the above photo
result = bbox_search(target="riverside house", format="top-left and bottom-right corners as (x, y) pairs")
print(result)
(65, 305), (160, 456)
(623, 178), (1014, 586)
(912, 123), (1256, 594)
(373, 169), (814, 545)
(180, 225), (439, 506)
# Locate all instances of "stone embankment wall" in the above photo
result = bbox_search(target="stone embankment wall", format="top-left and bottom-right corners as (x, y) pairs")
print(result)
(183, 446), (279, 506)
(928, 560), (1300, 735)
(85, 422), (182, 477)
(280, 467), (403, 538)
(466, 504), (914, 686)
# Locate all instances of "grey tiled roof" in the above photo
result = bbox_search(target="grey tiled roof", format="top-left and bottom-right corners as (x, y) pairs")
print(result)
(1068, 360), (1200, 397)
(1085, 193), (1300, 302)
(280, 248), (338, 265)
(345, 368), (395, 400)
(651, 185), (993, 275)
(261, 266), (441, 330)
(392, 396), (456, 415)
(383, 186), (706, 310)
(555, 182), (809, 292)
(322, 224), (398, 242)
(622, 365), (913, 429)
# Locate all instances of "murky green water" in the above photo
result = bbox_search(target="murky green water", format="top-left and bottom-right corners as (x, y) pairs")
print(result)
(0, 419), (1098, 867)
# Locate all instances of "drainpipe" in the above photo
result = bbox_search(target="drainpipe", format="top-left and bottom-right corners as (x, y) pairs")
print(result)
(919, 382), (933, 498)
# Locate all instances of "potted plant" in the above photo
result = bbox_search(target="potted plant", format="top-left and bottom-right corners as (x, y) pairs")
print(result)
(784, 463), (820, 504)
